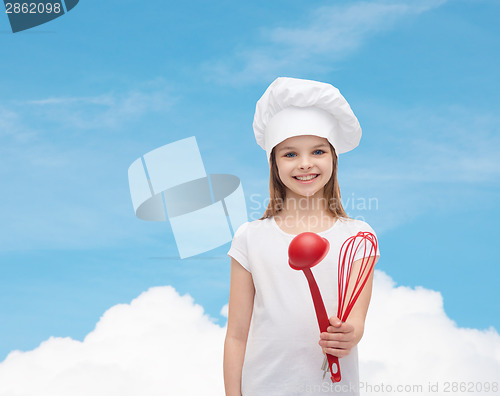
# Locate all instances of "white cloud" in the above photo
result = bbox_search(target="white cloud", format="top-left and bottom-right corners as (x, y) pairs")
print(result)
(220, 303), (228, 318)
(0, 81), (176, 252)
(0, 106), (37, 143)
(335, 102), (500, 233)
(348, 103), (500, 184)
(359, 271), (500, 395)
(203, 0), (448, 85)
(1, 272), (498, 396)
(0, 286), (226, 396)
(16, 81), (175, 130)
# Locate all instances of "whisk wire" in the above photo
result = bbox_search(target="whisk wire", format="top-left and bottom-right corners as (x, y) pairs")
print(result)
(337, 232), (378, 322)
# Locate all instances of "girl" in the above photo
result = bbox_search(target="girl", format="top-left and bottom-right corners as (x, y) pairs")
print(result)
(224, 77), (380, 396)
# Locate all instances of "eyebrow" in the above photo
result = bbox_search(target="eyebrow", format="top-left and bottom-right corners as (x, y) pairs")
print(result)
(277, 143), (329, 152)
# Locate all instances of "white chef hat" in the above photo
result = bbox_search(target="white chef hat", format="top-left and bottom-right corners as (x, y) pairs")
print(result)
(253, 77), (362, 163)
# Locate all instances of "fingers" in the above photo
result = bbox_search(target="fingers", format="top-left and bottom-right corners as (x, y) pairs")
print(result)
(328, 317), (355, 333)
(324, 322), (354, 334)
(322, 346), (351, 358)
(319, 326), (355, 358)
(321, 331), (353, 340)
(319, 332), (355, 344)
(320, 319), (357, 357)
(327, 325), (352, 334)
(328, 316), (342, 327)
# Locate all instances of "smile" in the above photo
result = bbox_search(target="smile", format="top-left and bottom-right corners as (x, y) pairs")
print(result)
(293, 174), (319, 182)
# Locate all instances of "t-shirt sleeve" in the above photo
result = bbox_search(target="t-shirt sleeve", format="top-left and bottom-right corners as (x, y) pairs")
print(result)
(353, 221), (381, 263)
(227, 222), (251, 273)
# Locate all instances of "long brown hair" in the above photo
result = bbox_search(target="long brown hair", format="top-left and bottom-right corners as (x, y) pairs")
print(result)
(259, 141), (350, 220)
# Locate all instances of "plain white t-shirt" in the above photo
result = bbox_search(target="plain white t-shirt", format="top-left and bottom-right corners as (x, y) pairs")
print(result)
(227, 216), (381, 396)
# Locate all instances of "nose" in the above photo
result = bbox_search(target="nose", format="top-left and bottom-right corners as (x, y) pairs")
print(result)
(299, 155), (313, 170)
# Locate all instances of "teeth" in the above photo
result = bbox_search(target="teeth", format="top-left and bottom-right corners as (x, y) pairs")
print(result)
(295, 174), (318, 181)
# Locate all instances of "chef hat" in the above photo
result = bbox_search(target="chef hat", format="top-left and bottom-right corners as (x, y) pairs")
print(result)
(253, 77), (362, 163)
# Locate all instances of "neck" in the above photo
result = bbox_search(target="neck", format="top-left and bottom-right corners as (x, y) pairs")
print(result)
(279, 189), (331, 218)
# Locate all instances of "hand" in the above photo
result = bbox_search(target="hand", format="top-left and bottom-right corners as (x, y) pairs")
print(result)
(318, 316), (356, 358)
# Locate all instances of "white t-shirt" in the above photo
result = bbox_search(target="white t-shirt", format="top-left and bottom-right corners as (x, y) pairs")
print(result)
(227, 216), (381, 396)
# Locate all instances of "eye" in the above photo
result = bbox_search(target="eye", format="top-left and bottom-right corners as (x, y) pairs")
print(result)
(313, 149), (325, 155)
(284, 152), (296, 158)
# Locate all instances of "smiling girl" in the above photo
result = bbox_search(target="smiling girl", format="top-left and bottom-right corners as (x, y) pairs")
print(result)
(224, 78), (381, 396)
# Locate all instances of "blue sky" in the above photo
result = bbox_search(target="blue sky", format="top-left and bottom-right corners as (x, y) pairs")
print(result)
(0, 0), (499, 362)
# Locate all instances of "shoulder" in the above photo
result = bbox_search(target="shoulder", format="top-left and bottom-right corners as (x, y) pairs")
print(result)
(233, 217), (273, 237)
(233, 221), (249, 238)
(337, 217), (377, 235)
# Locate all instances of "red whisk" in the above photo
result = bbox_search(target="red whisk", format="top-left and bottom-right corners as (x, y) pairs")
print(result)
(288, 230), (378, 383)
(337, 231), (378, 322)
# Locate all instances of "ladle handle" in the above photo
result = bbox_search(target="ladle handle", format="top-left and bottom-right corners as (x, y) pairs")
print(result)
(303, 268), (342, 382)
(328, 355), (341, 382)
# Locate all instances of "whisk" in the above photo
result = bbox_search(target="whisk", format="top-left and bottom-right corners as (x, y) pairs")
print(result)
(288, 230), (378, 383)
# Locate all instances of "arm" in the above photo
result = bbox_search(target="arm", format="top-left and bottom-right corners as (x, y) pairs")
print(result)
(319, 255), (379, 358)
(224, 257), (255, 396)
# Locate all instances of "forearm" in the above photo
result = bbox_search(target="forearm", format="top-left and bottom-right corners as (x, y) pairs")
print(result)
(346, 259), (374, 347)
(223, 335), (247, 396)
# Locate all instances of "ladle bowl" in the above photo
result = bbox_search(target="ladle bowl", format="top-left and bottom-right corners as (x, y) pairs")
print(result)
(288, 232), (330, 270)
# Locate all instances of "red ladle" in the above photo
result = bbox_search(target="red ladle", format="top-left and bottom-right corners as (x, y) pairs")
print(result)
(288, 232), (341, 383)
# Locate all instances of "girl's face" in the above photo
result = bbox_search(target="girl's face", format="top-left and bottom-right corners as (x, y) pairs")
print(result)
(274, 135), (333, 199)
